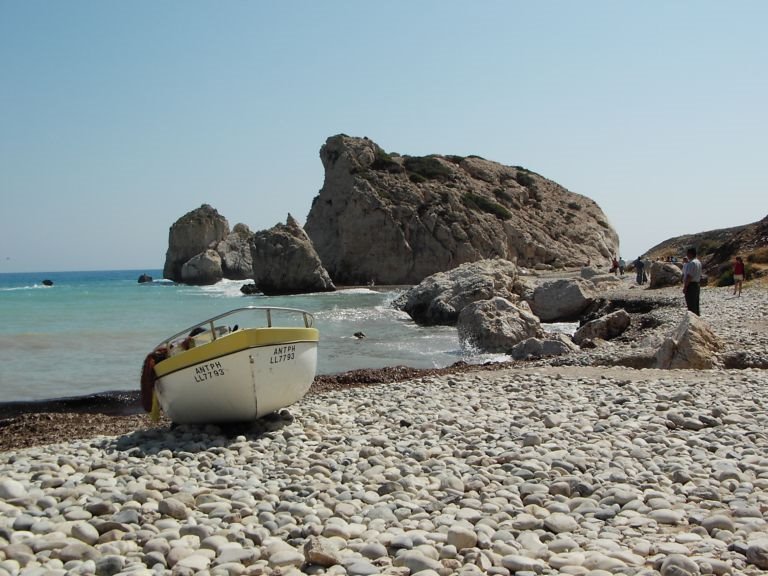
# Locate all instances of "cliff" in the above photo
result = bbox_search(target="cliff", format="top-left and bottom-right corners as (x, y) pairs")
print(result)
(643, 214), (768, 278)
(304, 135), (619, 285)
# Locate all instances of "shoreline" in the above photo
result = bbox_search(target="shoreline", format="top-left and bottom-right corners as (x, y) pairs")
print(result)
(0, 362), (523, 453)
(2, 278), (767, 453)
(0, 362), (515, 420)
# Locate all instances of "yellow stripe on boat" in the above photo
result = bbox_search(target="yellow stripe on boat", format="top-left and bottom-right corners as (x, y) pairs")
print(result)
(154, 327), (319, 378)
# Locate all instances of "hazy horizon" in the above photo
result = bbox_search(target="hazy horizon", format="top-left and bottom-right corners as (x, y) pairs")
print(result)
(2, 201), (764, 276)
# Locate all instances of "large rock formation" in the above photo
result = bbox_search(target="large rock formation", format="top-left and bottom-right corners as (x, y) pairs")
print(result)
(305, 134), (619, 285)
(217, 223), (254, 280)
(163, 205), (255, 285)
(393, 259), (520, 326)
(250, 215), (336, 296)
(163, 205), (230, 282)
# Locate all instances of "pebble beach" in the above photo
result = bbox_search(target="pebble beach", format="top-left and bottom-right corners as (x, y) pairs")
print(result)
(1, 281), (768, 576)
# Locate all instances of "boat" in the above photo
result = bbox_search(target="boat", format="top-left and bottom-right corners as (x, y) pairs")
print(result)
(140, 306), (319, 424)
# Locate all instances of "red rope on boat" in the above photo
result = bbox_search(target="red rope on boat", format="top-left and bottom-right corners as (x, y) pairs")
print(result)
(140, 348), (167, 412)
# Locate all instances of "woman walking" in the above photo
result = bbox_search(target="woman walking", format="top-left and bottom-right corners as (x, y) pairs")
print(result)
(733, 256), (745, 297)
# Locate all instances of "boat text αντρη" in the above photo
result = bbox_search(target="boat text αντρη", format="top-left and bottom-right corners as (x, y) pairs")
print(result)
(194, 361), (225, 382)
(270, 344), (296, 365)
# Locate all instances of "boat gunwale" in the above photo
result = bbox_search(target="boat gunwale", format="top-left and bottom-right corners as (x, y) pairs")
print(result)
(152, 306), (316, 351)
(153, 328), (319, 379)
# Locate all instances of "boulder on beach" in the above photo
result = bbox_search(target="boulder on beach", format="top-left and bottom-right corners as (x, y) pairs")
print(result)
(530, 278), (597, 322)
(572, 309), (631, 345)
(579, 266), (602, 279)
(508, 333), (580, 360)
(655, 311), (723, 369)
(457, 297), (543, 353)
(579, 265), (623, 288)
(249, 214), (335, 296)
(393, 259), (520, 326)
(649, 261), (682, 288)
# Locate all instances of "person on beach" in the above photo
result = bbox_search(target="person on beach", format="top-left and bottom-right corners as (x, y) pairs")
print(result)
(610, 256), (619, 275)
(682, 247), (702, 315)
(733, 256), (745, 296)
(633, 257), (646, 285)
(618, 258), (626, 276)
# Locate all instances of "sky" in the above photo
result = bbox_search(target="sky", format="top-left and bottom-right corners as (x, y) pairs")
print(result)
(1, 1), (766, 273)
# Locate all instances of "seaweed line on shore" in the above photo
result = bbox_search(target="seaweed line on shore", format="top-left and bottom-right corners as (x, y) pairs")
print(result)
(0, 361), (518, 453)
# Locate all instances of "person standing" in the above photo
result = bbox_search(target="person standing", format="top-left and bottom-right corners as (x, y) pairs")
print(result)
(633, 257), (645, 285)
(682, 247), (702, 315)
(733, 256), (745, 297)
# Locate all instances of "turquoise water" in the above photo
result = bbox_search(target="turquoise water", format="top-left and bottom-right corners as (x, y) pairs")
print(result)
(0, 270), (493, 402)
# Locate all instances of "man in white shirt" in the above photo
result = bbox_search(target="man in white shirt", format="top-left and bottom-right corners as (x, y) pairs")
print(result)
(682, 247), (702, 315)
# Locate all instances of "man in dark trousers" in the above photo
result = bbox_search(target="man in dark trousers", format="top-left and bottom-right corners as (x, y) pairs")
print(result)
(682, 247), (702, 315)
(633, 257), (646, 285)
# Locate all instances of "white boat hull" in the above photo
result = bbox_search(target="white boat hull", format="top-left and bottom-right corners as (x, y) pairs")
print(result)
(155, 340), (317, 424)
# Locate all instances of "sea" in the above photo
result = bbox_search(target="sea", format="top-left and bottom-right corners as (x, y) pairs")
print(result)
(0, 269), (576, 404)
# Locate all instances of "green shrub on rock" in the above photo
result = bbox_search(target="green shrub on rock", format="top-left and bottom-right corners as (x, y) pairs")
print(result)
(462, 192), (512, 220)
(371, 148), (404, 173)
(403, 156), (453, 181)
(513, 167), (538, 189)
(748, 247), (768, 264)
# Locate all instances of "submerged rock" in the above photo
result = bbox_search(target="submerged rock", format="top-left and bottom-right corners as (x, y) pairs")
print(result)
(240, 282), (260, 295)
